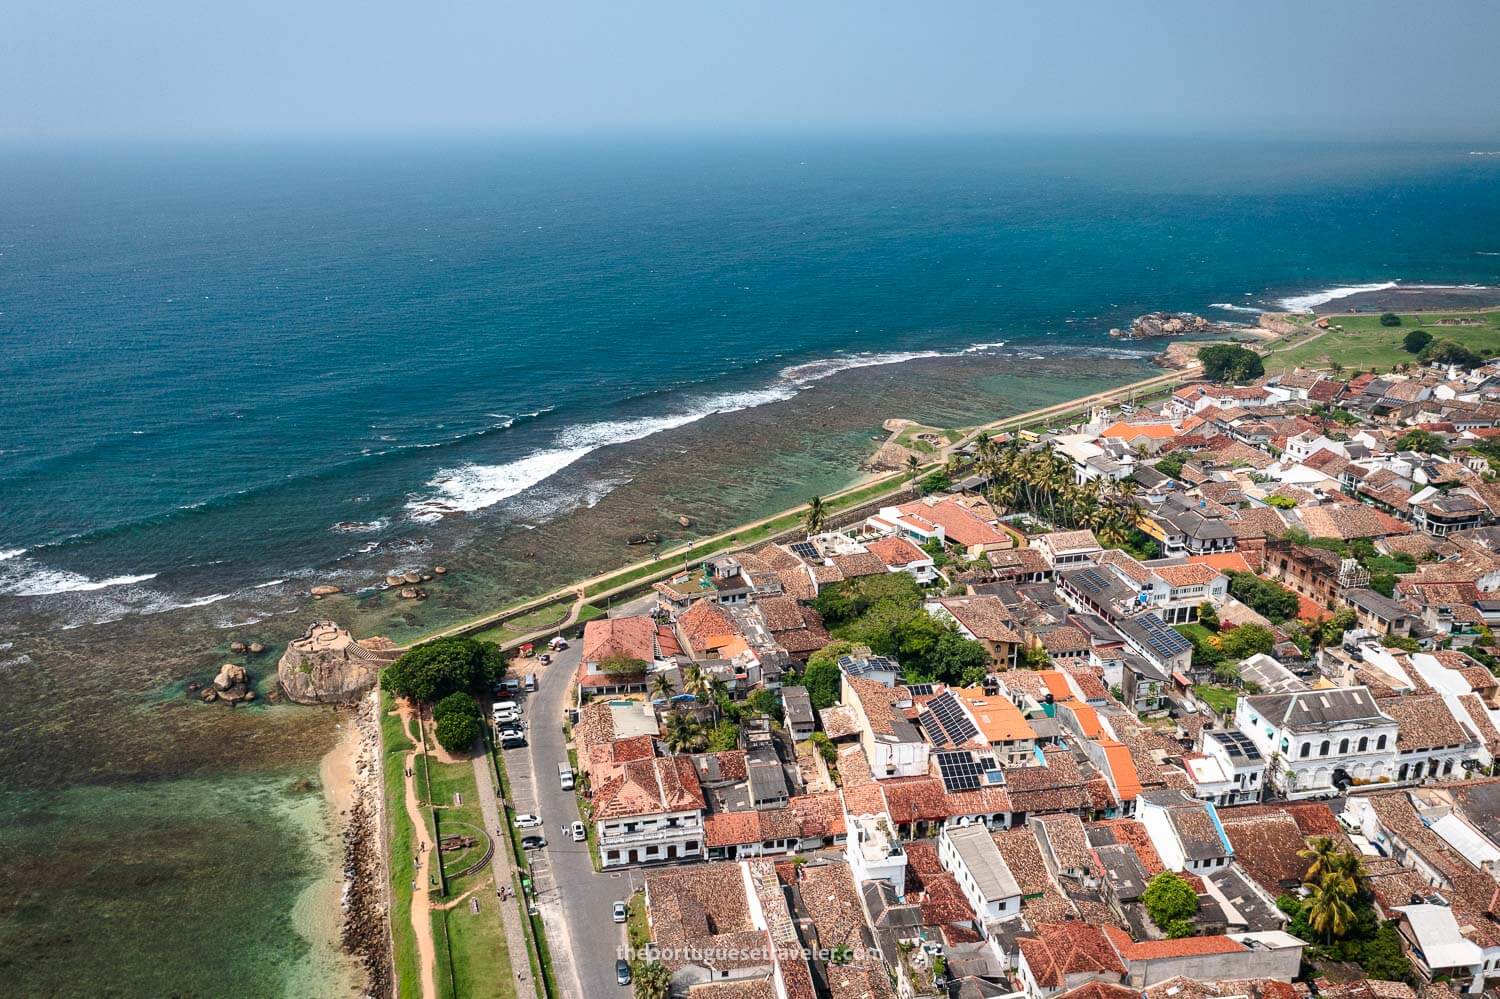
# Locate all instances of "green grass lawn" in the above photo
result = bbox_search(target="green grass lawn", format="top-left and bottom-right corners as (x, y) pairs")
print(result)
(1193, 684), (1240, 714)
(437, 898), (517, 999)
(1265, 310), (1500, 374)
(380, 690), (424, 999)
(471, 598), (576, 645)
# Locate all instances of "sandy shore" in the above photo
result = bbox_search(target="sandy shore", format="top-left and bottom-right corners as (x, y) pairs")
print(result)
(306, 692), (388, 996)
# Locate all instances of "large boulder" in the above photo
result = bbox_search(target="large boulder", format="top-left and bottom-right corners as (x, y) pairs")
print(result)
(277, 620), (399, 705)
(214, 663), (248, 691)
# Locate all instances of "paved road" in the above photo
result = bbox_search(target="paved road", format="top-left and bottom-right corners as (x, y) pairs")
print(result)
(500, 614), (643, 999)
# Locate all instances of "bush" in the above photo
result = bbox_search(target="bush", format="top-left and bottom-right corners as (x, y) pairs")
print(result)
(1219, 623), (1275, 660)
(432, 691), (481, 724)
(803, 640), (853, 709)
(1143, 872), (1198, 932)
(1379, 312), (1402, 327)
(1227, 572), (1300, 624)
(706, 721), (740, 751)
(1198, 344), (1265, 383)
(1402, 329), (1433, 353)
(435, 710), (481, 753)
(383, 637), (505, 704)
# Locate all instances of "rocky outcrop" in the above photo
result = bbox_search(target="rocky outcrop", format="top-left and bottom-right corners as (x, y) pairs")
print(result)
(277, 620), (399, 705)
(1258, 312), (1300, 336)
(199, 662), (254, 704)
(1110, 312), (1219, 340)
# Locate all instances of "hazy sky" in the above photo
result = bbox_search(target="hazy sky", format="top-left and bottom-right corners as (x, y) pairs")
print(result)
(5, 0), (1498, 141)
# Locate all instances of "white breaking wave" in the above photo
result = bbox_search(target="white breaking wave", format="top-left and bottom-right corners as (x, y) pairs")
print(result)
(406, 385), (796, 520)
(0, 558), (159, 597)
(330, 518), (390, 534)
(1209, 302), (1263, 314)
(1277, 281), (1399, 312)
(173, 592), (231, 609)
(0, 548), (25, 561)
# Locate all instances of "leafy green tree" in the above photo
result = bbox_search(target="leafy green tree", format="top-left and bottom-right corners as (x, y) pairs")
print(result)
(1143, 872), (1198, 933)
(598, 654), (648, 676)
(1316, 608), (1358, 648)
(812, 573), (923, 628)
(1198, 344), (1265, 383)
(747, 688), (783, 722)
(1155, 452), (1189, 480)
(1227, 572), (1300, 624)
(1379, 312), (1402, 327)
(802, 643), (849, 710)
(1197, 603), (1219, 630)
(1402, 329), (1433, 353)
(432, 690), (480, 725)
(1219, 623), (1275, 661)
(383, 637), (505, 704)
(706, 721), (739, 751)
(1394, 429), (1448, 455)
(1359, 923), (1412, 981)
(434, 713), (481, 753)
(1420, 338), (1485, 369)
(928, 629), (992, 687)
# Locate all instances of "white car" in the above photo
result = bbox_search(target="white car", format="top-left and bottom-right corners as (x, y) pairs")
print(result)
(569, 820), (586, 842)
(514, 813), (542, 829)
(613, 900), (628, 923)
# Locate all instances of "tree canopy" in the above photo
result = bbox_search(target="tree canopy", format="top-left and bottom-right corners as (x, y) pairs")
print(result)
(1395, 429), (1448, 455)
(813, 574), (993, 686)
(1420, 338), (1485, 369)
(1143, 872), (1198, 938)
(1198, 344), (1265, 383)
(382, 636), (505, 704)
(1227, 571), (1300, 624)
(1379, 312), (1402, 327)
(432, 691), (483, 753)
(802, 640), (852, 710)
(1402, 328), (1433, 354)
(1218, 623), (1275, 661)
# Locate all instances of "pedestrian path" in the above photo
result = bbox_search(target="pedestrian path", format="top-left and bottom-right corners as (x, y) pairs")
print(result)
(472, 753), (539, 999)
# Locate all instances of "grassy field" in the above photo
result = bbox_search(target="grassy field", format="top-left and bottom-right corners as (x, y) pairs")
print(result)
(1193, 684), (1239, 714)
(379, 690), (424, 999)
(1265, 310), (1500, 374)
(471, 599), (577, 646)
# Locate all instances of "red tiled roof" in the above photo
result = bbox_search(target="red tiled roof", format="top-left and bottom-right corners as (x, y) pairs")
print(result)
(1103, 925), (1245, 959)
(1019, 922), (1126, 987)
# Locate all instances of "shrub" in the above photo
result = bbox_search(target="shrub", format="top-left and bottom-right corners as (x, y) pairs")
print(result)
(1143, 872), (1198, 932)
(1379, 312), (1401, 327)
(435, 711), (481, 753)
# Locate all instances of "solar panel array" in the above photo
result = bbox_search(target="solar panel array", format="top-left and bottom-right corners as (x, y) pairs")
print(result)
(1211, 729), (1262, 761)
(905, 682), (935, 696)
(1136, 613), (1192, 656)
(935, 750), (983, 792)
(789, 541), (820, 561)
(1073, 567), (1112, 595)
(838, 654), (898, 678)
(925, 691), (980, 747)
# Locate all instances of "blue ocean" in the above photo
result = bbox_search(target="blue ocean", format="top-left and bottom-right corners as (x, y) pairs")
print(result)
(3, 136), (1498, 626)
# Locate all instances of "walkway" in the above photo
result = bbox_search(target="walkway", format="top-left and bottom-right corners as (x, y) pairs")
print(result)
(397, 706), (439, 999)
(471, 752), (539, 999)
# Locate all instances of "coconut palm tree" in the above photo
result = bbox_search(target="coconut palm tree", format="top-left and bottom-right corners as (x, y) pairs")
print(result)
(906, 453), (921, 484)
(650, 671), (674, 702)
(1299, 837), (1344, 885)
(1303, 872), (1356, 943)
(682, 664), (707, 702)
(663, 711), (701, 753)
(805, 495), (826, 536)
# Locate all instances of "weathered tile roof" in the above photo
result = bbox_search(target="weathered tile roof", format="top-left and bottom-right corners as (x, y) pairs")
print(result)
(1017, 922), (1126, 987)
(1103, 924), (1245, 959)
(1033, 813), (1096, 875)
(1217, 809), (1309, 893)
(593, 756), (706, 820)
(582, 614), (658, 663)
(932, 595), (1023, 644)
(1381, 693), (1471, 752)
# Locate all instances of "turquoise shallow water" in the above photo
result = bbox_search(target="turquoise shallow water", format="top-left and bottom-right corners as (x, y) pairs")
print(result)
(1, 135), (1498, 994)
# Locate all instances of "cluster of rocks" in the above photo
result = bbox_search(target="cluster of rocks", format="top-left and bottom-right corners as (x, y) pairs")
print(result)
(228, 640), (266, 655)
(1109, 311), (1218, 339)
(339, 693), (390, 996)
(384, 566), (446, 600)
(197, 662), (256, 704)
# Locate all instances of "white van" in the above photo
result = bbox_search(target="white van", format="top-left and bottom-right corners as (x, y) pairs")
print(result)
(523, 673), (538, 693)
(492, 700), (520, 723)
(558, 763), (575, 791)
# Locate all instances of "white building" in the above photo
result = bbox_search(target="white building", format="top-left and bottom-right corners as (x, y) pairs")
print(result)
(1136, 789), (1233, 875)
(939, 823), (1022, 926)
(1236, 687), (1398, 798)
(845, 812), (907, 895)
(1196, 729), (1265, 806)
(844, 674), (929, 779)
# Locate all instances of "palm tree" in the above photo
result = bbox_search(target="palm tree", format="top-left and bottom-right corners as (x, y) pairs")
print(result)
(663, 711), (702, 754)
(906, 453), (921, 484)
(1298, 837), (1343, 885)
(804, 495), (826, 536)
(650, 671), (674, 702)
(1303, 872), (1356, 943)
(682, 664), (707, 702)
(631, 960), (673, 999)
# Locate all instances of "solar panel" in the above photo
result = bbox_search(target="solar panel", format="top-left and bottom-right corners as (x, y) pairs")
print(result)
(790, 541), (820, 560)
(935, 750), (983, 792)
(838, 654), (897, 678)
(925, 691), (980, 747)
(906, 682), (935, 696)
(1137, 613), (1192, 656)
(1075, 568), (1110, 595)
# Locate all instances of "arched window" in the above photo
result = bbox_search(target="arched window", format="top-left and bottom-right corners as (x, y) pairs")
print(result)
(1443, 759), (1455, 776)
(1377, 735), (1387, 750)
(1399, 763), (1409, 781)
(1300, 743), (1311, 759)
(1320, 740), (1331, 756)
(1359, 737), (1369, 752)
(1339, 738), (1350, 754)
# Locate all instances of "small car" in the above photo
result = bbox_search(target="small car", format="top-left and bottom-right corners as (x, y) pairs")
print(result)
(613, 900), (628, 923)
(615, 960), (632, 986)
(570, 821), (587, 842)
(514, 813), (542, 829)
(521, 835), (547, 850)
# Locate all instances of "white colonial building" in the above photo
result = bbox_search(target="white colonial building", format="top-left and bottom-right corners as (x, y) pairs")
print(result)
(1236, 687), (1398, 798)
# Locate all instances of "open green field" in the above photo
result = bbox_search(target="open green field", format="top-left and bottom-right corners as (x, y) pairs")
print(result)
(470, 599), (576, 646)
(1193, 684), (1239, 714)
(1265, 310), (1500, 374)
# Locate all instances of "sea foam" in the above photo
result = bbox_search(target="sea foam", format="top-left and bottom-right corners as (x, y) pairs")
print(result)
(1276, 281), (1399, 312)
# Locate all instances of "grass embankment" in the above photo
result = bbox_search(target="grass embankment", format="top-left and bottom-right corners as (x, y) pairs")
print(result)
(1193, 685), (1240, 715)
(471, 599), (577, 646)
(489, 745), (559, 998)
(1265, 310), (1500, 374)
(422, 753), (517, 999)
(380, 691), (424, 999)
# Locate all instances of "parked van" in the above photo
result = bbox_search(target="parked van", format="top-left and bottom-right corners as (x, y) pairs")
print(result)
(492, 700), (520, 723)
(558, 763), (574, 791)
(523, 673), (538, 693)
